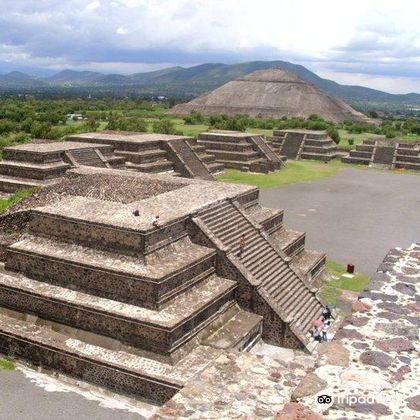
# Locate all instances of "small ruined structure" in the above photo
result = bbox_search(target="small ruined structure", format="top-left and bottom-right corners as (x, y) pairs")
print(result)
(196, 130), (285, 173)
(342, 139), (420, 170)
(0, 141), (122, 193)
(173, 69), (369, 123)
(267, 130), (339, 161)
(0, 167), (325, 403)
(68, 131), (223, 179)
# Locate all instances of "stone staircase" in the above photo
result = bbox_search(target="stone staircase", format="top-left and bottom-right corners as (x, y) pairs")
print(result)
(267, 130), (338, 161)
(343, 140), (420, 171)
(65, 148), (108, 168)
(194, 200), (325, 349)
(0, 195), (264, 403)
(196, 132), (285, 173)
(165, 139), (214, 180)
(187, 139), (225, 175)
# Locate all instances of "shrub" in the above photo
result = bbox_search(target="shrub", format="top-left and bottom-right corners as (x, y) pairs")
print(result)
(152, 119), (182, 135)
(327, 127), (340, 144)
(348, 138), (355, 146)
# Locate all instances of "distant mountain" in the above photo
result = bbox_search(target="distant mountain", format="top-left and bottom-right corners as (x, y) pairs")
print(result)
(0, 60), (418, 106)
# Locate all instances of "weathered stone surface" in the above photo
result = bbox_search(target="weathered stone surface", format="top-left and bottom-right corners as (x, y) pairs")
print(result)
(377, 302), (409, 315)
(291, 373), (327, 400)
(406, 395), (420, 411)
(377, 311), (400, 321)
(351, 342), (369, 350)
(406, 316), (420, 326)
(408, 303), (420, 313)
(344, 316), (369, 327)
(352, 300), (371, 313)
(392, 282), (416, 296)
(360, 350), (394, 368)
(317, 342), (349, 367)
(375, 323), (418, 339)
(275, 402), (322, 420)
(374, 338), (415, 353)
(334, 328), (364, 340)
(360, 291), (398, 302)
(351, 402), (391, 416)
(391, 365), (411, 382)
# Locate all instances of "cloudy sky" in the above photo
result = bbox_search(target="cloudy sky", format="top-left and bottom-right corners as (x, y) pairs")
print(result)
(0, 0), (419, 93)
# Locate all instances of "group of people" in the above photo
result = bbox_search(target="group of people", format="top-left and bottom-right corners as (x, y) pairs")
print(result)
(311, 306), (332, 342)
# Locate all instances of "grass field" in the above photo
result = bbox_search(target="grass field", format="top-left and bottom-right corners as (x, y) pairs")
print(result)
(320, 260), (370, 306)
(0, 358), (15, 370)
(217, 160), (357, 189)
(0, 189), (34, 213)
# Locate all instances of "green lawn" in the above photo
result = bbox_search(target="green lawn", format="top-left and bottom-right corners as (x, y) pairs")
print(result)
(217, 160), (347, 189)
(0, 189), (35, 213)
(320, 260), (370, 306)
(0, 358), (15, 370)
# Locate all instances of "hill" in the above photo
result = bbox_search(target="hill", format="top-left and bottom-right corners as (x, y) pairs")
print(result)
(0, 60), (418, 106)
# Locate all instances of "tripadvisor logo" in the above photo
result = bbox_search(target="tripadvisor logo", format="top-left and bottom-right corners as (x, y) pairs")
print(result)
(315, 392), (389, 411)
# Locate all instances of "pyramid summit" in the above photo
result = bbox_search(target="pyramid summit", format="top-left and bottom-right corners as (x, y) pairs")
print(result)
(173, 68), (369, 123)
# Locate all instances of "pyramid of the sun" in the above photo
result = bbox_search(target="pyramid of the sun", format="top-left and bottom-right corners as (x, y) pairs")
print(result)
(173, 69), (369, 123)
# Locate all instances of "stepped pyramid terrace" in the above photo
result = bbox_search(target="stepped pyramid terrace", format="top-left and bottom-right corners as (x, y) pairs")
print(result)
(196, 130), (285, 173)
(68, 131), (223, 179)
(173, 69), (370, 123)
(0, 167), (326, 404)
(342, 139), (420, 170)
(0, 140), (123, 194)
(267, 129), (339, 161)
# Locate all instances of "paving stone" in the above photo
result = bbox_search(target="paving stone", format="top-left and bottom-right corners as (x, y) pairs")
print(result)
(352, 300), (371, 313)
(275, 402), (322, 420)
(334, 328), (364, 340)
(291, 373), (327, 400)
(408, 303), (420, 312)
(344, 316), (369, 327)
(392, 282), (416, 296)
(375, 323), (418, 339)
(351, 342), (370, 350)
(391, 365), (411, 382)
(317, 342), (349, 367)
(374, 338), (415, 353)
(359, 291), (398, 302)
(406, 395), (420, 411)
(351, 402), (391, 416)
(360, 351), (394, 368)
(377, 302), (410, 315)
(377, 311), (400, 321)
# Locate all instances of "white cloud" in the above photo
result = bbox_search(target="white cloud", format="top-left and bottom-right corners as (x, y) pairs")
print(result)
(0, 0), (418, 92)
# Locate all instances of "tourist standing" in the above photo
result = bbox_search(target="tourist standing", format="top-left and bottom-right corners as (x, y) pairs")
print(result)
(238, 234), (246, 258)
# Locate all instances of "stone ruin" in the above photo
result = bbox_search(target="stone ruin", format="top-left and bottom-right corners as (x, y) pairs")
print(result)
(342, 139), (420, 170)
(0, 132), (223, 195)
(0, 140), (123, 194)
(68, 131), (224, 179)
(267, 129), (339, 161)
(0, 167), (326, 404)
(196, 130), (285, 173)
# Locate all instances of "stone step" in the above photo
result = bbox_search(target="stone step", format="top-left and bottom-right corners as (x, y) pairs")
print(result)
(395, 154), (420, 163)
(245, 207), (284, 233)
(356, 144), (375, 152)
(205, 149), (260, 162)
(0, 267), (236, 355)
(349, 150), (372, 158)
(197, 153), (216, 163)
(290, 250), (326, 282)
(269, 229), (305, 258)
(300, 152), (337, 161)
(341, 156), (370, 165)
(0, 175), (54, 193)
(196, 140), (253, 152)
(201, 310), (262, 351)
(0, 160), (70, 180)
(125, 160), (174, 173)
(206, 162), (225, 173)
(28, 203), (188, 256)
(0, 311), (220, 404)
(394, 161), (420, 170)
(115, 149), (167, 164)
(302, 145), (337, 153)
(6, 235), (216, 309)
(397, 148), (419, 156)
